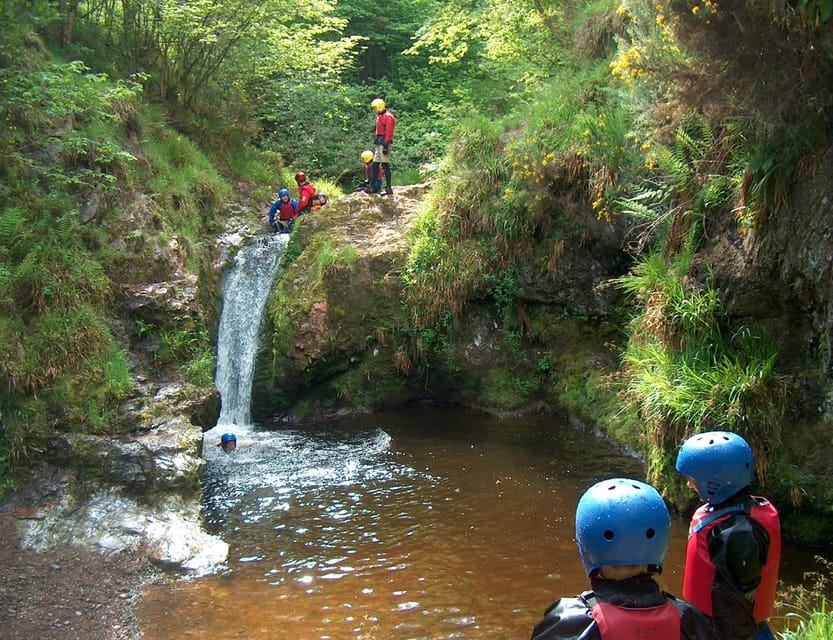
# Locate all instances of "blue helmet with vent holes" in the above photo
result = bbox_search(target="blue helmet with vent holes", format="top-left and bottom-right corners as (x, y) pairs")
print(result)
(218, 433), (237, 451)
(676, 431), (754, 505)
(575, 478), (670, 576)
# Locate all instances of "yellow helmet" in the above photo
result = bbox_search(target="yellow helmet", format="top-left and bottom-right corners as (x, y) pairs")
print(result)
(361, 150), (374, 163)
(371, 98), (385, 113)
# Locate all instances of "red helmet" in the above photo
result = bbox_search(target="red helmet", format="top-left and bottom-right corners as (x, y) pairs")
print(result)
(294, 171), (306, 183)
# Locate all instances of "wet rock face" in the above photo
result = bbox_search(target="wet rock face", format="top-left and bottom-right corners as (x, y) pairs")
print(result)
(2, 177), (263, 575)
(250, 182), (631, 418)
(8, 377), (228, 573)
(17, 489), (228, 574)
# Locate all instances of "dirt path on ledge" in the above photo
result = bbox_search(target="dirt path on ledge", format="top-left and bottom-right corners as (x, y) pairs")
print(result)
(0, 512), (163, 640)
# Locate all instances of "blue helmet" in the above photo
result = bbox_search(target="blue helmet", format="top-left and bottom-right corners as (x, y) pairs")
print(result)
(218, 433), (237, 449)
(278, 188), (290, 199)
(575, 478), (670, 576)
(676, 431), (754, 504)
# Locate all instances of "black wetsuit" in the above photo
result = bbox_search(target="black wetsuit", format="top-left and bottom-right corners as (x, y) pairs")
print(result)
(530, 574), (717, 640)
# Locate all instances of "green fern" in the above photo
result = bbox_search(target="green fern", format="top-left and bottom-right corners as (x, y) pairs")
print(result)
(0, 206), (25, 247)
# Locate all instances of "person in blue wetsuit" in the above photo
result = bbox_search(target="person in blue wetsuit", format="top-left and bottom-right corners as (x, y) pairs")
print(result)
(676, 431), (781, 640)
(267, 188), (298, 233)
(530, 477), (716, 640)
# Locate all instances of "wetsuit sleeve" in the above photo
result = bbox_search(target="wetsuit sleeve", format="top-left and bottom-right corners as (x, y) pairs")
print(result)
(530, 597), (597, 640)
(677, 599), (719, 640)
(268, 200), (279, 225)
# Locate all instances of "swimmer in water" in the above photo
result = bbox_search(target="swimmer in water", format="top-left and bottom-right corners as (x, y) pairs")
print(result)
(217, 432), (237, 453)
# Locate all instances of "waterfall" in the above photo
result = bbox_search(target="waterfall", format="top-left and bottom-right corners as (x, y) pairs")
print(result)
(214, 234), (288, 427)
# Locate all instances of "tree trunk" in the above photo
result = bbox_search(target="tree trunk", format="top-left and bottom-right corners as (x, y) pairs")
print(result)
(59, 0), (80, 47)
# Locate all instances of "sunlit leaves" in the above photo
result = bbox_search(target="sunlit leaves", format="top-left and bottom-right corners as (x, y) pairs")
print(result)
(0, 61), (143, 126)
(407, 0), (569, 88)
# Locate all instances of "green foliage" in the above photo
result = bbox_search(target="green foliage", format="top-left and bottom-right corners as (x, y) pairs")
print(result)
(481, 366), (539, 410)
(732, 109), (830, 230)
(406, 0), (571, 98)
(0, 402), (52, 468)
(0, 14), (232, 477)
(185, 349), (217, 387)
(609, 115), (749, 255)
(140, 118), (230, 239)
(792, 0), (833, 27)
(779, 558), (833, 640)
(226, 146), (284, 200)
(490, 268), (521, 326)
(618, 247), (786, 492)
(155, 319), (214, 377)
(50, 342), (132, 433)
(316, 241), (359, 274)
(0, 59), (143, 196)
(11, 236), (113, 314)
(401, 111), (521, 330)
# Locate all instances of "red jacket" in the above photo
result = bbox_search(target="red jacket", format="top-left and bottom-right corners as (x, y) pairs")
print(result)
(297, 181), (317, 212)
(276, 199), (297, 221)
(375, 110), (395, 144)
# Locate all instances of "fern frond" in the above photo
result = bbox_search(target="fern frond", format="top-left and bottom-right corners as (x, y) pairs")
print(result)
(656, 146), (691, 189)
(674, 126), (702, 165)
(615, 188), (672, 220)
(694, 114), (714, 151)
(53, 213), (78, 243)
(0, 206), (25, 245)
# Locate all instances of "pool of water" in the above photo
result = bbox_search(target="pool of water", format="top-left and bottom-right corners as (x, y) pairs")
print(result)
(137, 407), (826, 639)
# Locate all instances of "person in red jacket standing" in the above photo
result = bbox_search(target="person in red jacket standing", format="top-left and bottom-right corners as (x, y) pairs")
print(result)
(369, 98), (395, 196)
(294, 171), (317, 213)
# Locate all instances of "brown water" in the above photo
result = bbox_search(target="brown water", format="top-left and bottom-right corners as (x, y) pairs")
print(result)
(138, 407), (825, 639)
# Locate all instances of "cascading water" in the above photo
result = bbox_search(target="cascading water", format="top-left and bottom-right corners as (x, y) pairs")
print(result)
(213, 234), (288, 429)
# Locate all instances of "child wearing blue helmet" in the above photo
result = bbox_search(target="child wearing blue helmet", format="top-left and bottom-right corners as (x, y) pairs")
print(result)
(676, 431), (781, 640)
(267, 188), (298, 233)
(530, 478), (716, 640)
(217, 432), (237, 453)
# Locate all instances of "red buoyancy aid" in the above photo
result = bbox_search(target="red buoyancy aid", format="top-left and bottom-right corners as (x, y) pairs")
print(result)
(590, 599), (681, 640)
(683, 497), (781, 621)
(277, 199), (297, 221)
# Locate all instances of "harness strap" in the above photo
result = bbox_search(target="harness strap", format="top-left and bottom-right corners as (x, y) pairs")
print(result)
(692, 503), (748, 534)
